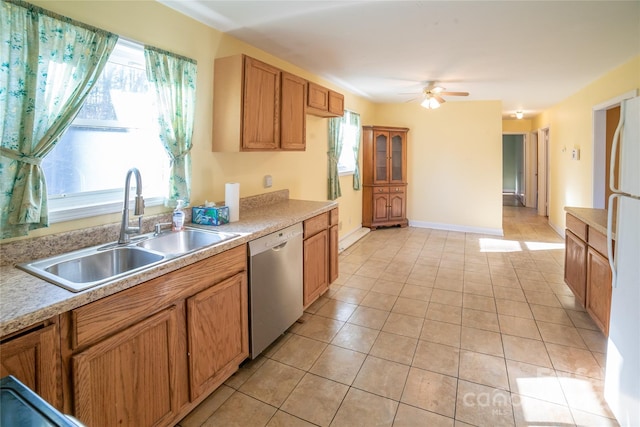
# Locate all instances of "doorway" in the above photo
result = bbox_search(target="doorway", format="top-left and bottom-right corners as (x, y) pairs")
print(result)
(592, 89), (638, 208)
(503, 134), (526, 206)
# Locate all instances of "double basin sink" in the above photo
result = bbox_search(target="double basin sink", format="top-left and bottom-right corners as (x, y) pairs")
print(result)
(17, 228), (240, 293)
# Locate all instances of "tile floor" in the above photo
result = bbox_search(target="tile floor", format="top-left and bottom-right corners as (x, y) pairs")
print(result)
(177, 206), (619, 427)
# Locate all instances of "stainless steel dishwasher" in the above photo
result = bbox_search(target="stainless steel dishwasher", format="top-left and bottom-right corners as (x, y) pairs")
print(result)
(248, 223), (303, 358)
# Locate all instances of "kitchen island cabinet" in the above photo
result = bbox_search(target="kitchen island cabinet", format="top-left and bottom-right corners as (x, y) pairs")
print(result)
(62, 245), (248, 426)
(0, 317), (62, 411)
(564, 208), (613, 336)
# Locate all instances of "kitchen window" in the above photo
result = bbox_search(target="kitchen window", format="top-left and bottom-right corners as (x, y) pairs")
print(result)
(338, 111), (360, 176)
(43, 39), (169, 223)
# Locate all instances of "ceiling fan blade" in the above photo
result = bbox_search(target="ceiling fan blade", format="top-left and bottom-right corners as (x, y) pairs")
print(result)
(440, 91), (469, 96)
(434, 95), (446, 104)
(405, 97), (419, 103)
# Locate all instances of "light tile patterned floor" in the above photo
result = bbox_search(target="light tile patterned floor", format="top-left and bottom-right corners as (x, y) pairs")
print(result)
(178, 206), (619, 427)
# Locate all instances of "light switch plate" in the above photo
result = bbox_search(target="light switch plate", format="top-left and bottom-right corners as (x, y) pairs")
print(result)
(264, 175), (273, 188)
(571, 148), (580, 160)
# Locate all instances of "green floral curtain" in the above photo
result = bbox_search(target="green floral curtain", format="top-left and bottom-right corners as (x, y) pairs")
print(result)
(328, 117), (343, 200)
(144, 46), (197, 207)
(0, 0), (117, 238)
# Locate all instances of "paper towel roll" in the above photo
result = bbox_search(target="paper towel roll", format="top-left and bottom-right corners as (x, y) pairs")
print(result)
(225, 182), (240, 222)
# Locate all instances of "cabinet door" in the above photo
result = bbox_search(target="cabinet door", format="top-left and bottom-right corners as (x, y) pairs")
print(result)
(565, 229), (587, 306)
(389, 131), (406, 184)
(307, 82), (329, 110)
(73, 307), (180, 427)
(329, 224), (339, 284)
(304, 230), (329, 307)
(243, 57), (280, 150)
(372, 192), (390, 223)
(388, 189), (406, 221)
(187, 273), (248, 400)
(280, 72), (306, 150)
(373, 131), (390, 184)
(1, 323), (61, 410)
(586, 247), (612, 336)
(328, 91), (344, 116)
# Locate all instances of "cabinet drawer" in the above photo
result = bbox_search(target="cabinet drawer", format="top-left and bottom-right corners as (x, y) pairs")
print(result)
(566, 214), (587, 241)
(330, 208), (339, 226)
(588, 228), (609, 257)
(71, 245), (247, 349)
(304, 213), (329, 239)
(389, 186), (405, 194)
(373, 186), (390, 194)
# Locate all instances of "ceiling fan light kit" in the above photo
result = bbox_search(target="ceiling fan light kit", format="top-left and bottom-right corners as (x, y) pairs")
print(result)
(421, 95), (441, 109)
(417, 84), (469, 109)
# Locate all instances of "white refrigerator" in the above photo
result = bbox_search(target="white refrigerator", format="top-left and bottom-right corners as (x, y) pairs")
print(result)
(605, 95), (640, 427)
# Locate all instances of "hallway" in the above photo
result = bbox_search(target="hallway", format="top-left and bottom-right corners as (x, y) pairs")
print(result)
(178, 206), (617, 427)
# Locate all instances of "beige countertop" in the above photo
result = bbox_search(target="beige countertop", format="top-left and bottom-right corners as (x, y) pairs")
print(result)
(0, 196), (337, 337)
(564, 206), (611, 237)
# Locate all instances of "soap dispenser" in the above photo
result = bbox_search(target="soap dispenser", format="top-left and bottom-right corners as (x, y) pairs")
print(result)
(172, 199), (185, 231)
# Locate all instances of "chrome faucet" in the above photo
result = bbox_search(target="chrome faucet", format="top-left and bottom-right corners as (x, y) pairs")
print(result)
(118, 168), (145, 244)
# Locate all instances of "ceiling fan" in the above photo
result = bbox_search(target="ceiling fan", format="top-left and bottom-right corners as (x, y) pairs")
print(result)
(407, 83), (470, 109)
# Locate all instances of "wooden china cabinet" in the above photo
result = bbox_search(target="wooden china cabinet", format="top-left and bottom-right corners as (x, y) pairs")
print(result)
(362, 126), (409, 229)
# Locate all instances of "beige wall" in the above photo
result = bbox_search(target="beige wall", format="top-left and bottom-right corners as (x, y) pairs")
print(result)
(17, 1), (634, 245)
(503, 119), (533, 133)
(374, 101), (504, 234)
(532, 56), (640, 233)
(21, 0), (372, 242)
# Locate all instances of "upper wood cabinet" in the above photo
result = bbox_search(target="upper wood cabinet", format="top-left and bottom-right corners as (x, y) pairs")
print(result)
(306, 82), (344, 118)
(213, 55), (306, 151)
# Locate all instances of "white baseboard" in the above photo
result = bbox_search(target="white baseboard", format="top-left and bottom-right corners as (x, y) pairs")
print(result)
(338, 226), (370, 253)
(408, 220), (504, 236)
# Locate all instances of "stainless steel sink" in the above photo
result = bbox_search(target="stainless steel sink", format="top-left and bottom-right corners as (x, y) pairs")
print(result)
(137, 228), (239, 256)
(18, 247), (166, 293)
(17, 227), (240, 293)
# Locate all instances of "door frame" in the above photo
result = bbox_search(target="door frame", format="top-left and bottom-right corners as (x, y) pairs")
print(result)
(537, 127), (550, 217)
(592, 89), (638, 208)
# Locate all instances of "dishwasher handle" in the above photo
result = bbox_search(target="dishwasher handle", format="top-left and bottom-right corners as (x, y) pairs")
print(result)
(271, 242), (288, 251)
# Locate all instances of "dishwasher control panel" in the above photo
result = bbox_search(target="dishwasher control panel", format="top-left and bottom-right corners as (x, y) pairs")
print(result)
(248, 223), (303, 255)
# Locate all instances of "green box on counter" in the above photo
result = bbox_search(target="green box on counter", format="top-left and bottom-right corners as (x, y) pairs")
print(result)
(192, 205), (230, 226)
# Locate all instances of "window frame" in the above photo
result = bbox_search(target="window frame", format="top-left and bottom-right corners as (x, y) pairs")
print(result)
(45, 38), (167, 223)
(337, 111), (360, 176)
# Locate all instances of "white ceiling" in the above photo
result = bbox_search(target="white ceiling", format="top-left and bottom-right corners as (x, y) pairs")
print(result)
(158, 1), (640, 118)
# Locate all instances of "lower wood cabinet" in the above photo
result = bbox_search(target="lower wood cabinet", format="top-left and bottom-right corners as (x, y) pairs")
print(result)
(564, 212), (613, 336)
(564, 229), (587, 306)
(303, 208), (339, 308)
(0, 318), (62, 410)
(364, 186), (408, 229)
(586, 247), (612, 335)
(187, 273), (248, 400)
(304, 228), (329, 307)
(61, 245), (248, 427)
(72, 307), (181, 426)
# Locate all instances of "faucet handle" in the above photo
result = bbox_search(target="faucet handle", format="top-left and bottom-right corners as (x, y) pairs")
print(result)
(154, 222), (173, 236)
